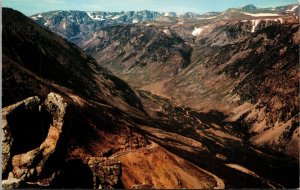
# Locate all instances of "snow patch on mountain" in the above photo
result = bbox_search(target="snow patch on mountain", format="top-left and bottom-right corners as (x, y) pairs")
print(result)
(164, 12), (177, 17)
(163, 29), (171, 35)
(44, 20), (51, 26)
(251, 20), (260, 33)
(132, 19), (139, 23)
(242, 12), (279, 17)
(87, 12), (105, 21)
(112, 15), (122, 20)
(32, 14), (42, 20)
(197, 16), (217, 20)
(86, 12), (94, 20)
(287, 5), (298, 12)
(94, 17), (105, 21)
(192, 26), (209, 36)
(250, 18), (283, 33)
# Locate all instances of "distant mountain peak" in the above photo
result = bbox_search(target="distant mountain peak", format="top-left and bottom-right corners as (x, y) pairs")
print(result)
(180, 12), (200, 18)
(242, 4), (257, 11)
(164, 12), (177, 17)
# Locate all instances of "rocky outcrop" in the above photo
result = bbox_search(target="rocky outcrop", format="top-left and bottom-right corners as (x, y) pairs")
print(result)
(2, 96), (41, 177)
(2, 93), (125, 189)
(2, 178), (24, 189)
(2, 93), (67, 188)
(84, 157), (121, 189)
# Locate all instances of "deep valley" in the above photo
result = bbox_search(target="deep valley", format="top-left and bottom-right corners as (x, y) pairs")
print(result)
(2, 2), (299, 189)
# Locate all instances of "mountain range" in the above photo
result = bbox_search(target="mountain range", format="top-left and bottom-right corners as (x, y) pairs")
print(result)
(30, 4), (299, 44)
(2, 2), (300, 189)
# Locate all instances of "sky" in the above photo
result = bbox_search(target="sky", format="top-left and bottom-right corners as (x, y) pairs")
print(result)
(3, 0), (299, 16)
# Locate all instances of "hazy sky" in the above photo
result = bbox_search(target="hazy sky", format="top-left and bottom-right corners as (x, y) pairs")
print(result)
(3, 0), (299, 16)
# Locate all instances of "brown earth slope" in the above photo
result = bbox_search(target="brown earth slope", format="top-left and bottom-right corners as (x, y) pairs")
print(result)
(117, 143), (222, 189)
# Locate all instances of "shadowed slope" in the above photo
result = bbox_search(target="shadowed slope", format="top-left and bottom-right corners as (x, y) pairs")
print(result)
(3, 8), (144, 113)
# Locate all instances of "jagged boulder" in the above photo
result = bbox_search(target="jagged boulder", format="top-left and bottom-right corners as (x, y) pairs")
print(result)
(2, 93), (67, 188)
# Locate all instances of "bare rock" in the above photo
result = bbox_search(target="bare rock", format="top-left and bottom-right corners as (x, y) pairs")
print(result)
(2, 178), (24, 189)
(84, 157), (121, 189)
(1, 92), (122, 189)
(2, 96), (40, 177)
(36, 92), (67, 176)
(11, 167), (28, 180)
(2, 93), (67, 182)
(12, 148), (40, 169)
